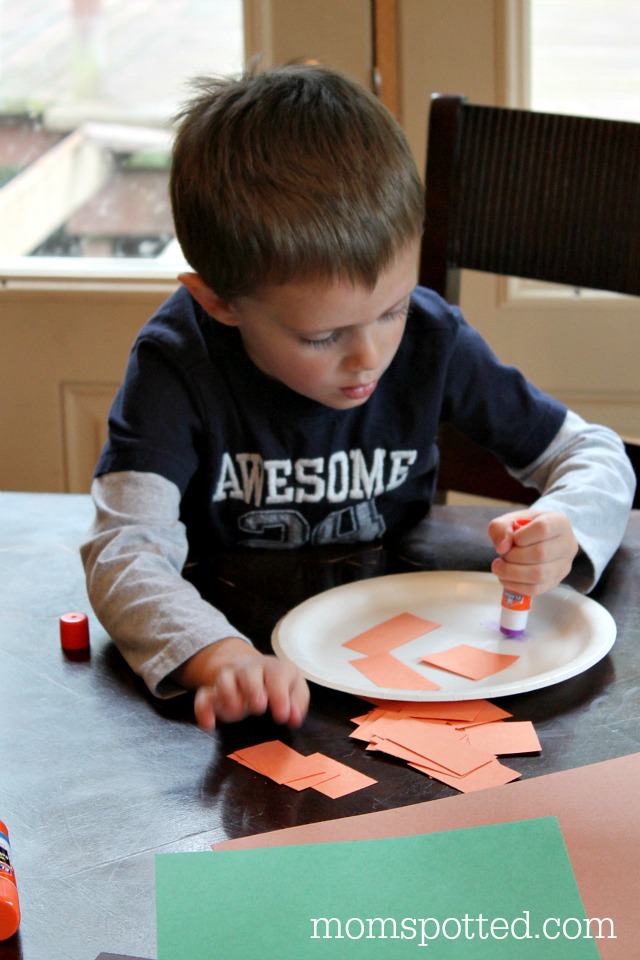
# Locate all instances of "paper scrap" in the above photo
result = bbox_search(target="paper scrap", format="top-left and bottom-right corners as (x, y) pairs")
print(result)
(284, 753), (343, 791)
(376, 717), (495, 776)
(308, 757), (378, 798)
(453, 700), (513, 727)
(420, 644), (520, 680)
(229, 741), (326, 784)
(228, 741), (377, 798)
(349, 651), (441, 690)
(342, 611), (440, 654)
(367, 736), (461, 776)
(350, 701), (515, 729)
(366, 698), (497, 723)
(409, 757), (522, 793)
(463, 720), (541, 755)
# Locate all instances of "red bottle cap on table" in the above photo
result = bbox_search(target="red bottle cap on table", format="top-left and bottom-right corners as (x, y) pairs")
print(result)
(59, 612), (90, 652)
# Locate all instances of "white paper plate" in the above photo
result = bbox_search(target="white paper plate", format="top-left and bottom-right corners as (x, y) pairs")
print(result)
(272, 571), (616, 701)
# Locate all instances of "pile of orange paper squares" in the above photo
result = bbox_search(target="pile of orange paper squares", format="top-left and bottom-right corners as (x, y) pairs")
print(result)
(228, 739), (377, 798)
(350, 698), (541, 793)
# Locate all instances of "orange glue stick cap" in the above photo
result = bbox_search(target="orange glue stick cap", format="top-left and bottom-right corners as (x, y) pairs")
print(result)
(0, 821), (20, 941)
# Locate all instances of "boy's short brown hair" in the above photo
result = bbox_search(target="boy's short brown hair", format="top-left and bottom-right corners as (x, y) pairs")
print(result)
(171, 64), (424, 300)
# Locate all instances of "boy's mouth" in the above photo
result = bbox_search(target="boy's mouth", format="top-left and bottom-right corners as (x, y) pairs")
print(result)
(340, 380), (377, 400)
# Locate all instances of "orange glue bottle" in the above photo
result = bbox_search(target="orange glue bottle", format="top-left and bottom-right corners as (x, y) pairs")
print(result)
(499, 518), (532, 637)
(0, 820), (20, 940)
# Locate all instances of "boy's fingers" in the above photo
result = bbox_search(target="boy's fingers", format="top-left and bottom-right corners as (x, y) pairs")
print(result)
(234, 656), (309, 726)
(196, 664), (262, 726)
(282, 668), (310, 728)
(488, 518), (518, 555)
(491, 558), (561, 596)
(215, 665), (250, 717)
(194, 656), (309, 731)
(287, 701), (304, 730)
(261, 658), (309, 726)
(194, 686), (218, 731)
(233, 659), (271, 715)
(487, 511), (537, 554)
(490, 511), (578, 595)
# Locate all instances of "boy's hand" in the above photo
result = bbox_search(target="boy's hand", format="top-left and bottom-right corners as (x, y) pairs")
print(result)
(488, 510), (579, 596)
(174, 638), (310, 732)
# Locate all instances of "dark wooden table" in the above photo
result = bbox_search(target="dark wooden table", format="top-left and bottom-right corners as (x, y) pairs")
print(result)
(1, 493), (638, 960)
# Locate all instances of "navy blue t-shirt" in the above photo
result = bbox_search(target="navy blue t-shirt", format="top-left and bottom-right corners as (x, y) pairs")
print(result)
(96, 286), (566, 554)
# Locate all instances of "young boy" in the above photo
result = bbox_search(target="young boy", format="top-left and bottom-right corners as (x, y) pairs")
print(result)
(81, 65), (635, 733)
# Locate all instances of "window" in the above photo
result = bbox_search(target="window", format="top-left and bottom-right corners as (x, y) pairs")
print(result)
(0, 0), (244, 281)
(529, 0), (640, 122)
(505, 0), (640, 303)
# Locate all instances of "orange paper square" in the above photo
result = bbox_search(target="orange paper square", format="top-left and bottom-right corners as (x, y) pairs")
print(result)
(409, 757), (521, 793)
(229, 743), (377, 799)
(343, 612), (440, 655)
(349, 652), (441, 691)
(464, 720), (541, 755)
(421, 644), (520, 681)
(230, 741), (325, 784)
(453, 701), (513, 727)
(364, 698), (490, 723)
(381, 717), (494, 776)
(367, 736), (461, 776)
(308, 757), (377, 798)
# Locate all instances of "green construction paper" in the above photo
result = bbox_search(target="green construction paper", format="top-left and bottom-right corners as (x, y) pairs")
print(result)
(156, 816), (600, 959)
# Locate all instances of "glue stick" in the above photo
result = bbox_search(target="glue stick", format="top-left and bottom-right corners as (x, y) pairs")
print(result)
(499, 518), (532, 637)
(0, 820), (20, 940)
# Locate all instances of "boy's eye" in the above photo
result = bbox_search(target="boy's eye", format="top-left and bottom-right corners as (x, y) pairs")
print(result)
(382, 300), (411, 322)
(299, 300), (410, 349)
(301, 331), (340, 349)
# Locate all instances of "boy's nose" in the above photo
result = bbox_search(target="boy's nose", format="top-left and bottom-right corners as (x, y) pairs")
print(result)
(344, 332), (380, 372)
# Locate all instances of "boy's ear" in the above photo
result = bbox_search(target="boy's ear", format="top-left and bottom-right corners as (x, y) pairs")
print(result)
(178, 272), (239, 326)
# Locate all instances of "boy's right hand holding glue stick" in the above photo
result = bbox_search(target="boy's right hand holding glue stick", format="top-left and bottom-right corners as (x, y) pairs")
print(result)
(488, 511), (580, 618)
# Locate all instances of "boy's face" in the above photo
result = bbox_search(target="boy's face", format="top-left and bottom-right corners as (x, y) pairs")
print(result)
(190, 242), (419, 410)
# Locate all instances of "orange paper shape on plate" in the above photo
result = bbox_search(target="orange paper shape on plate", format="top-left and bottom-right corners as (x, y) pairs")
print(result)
(421, 644), (520, 680)
(343, 612), (440, 655)
(349, 651), (441, 691)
